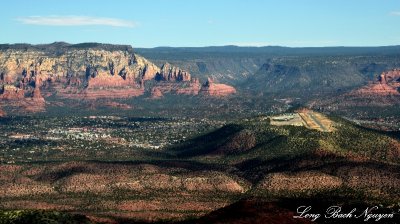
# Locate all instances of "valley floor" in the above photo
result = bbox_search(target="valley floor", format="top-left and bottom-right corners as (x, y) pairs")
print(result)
(0, 114), (400, 223)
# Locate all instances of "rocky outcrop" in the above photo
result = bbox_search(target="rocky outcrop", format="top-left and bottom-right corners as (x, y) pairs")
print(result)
(142, 64), (159, 81)
(0, 43), (238, 113)
(0, 43), (159, 102)
(384, 69), (400, 82)
(146, 76), (236, 98)
(149, 63), (200, 97)
(0, 69), (46, 112)
(0, 85), (25, 100)
(200, 78), (236, 97)
(86, 73), (134, 88)
(32, 77), (45, 102)
(354, 82), (398, 95)
(313, 69), (400, 112)
(155, 63), (191, 82)
(150, 78), (203, 97)
(176, 78), (202, 95)
(351, 70), (400, 96)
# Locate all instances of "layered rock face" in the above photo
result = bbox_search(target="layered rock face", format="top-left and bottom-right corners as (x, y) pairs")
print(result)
(155, 63), (191, 82)
(200, 78), (237, 97)
(384, 69), (400, 89)
(150, 76), (236, 98)
(0, 84), (25, 100)
(150, 80), (199, 98)
(351, 70), (400, 96)
(32, 77), (45, 102)
(0, 43), (158, 103)
(0, 43), (237, 112)
(150, 64), (201, 98)
(176, 78), (201, 95)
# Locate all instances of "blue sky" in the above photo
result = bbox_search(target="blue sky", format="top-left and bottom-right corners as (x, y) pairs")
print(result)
(1, 0), (400, 47)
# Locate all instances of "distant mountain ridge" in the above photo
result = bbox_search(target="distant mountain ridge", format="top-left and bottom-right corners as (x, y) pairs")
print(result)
(4, 42), (400, 55)
(136, 45), (400, 95)
(136, 45), (400, 56)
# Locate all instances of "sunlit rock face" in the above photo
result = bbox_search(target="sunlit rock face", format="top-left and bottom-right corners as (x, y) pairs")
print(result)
(200, 77), (237, 97)
(351, 69), (400, 96)
(155, 63), (191, 82)
(0, 43), (237, 113)
(0, 43), (158, 102)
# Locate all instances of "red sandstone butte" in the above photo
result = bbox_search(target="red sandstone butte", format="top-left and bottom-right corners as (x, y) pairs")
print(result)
(352, 71), (400, 96)
(200, 78), (236, 97)
(32, 78), (45, 102)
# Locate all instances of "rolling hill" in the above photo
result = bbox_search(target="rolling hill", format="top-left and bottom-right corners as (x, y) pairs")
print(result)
(1, 113), (399, 223)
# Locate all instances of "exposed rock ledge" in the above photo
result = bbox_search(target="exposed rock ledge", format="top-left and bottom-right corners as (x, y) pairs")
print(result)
(200, 78), (237, 97)
(350, 70), (400, 96)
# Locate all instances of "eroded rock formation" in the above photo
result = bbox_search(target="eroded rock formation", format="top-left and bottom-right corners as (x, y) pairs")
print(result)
(351, 70), (400, 96)
(155, 63), (191, 82)
(0, 43), (237, 113)
(200, 77), (237, 97)
(313, 69), (400, 112)
(32, 77), (45, 102)
(0, 85), (25, 100)
(150, 76), (236, 97)
(176, 78), (202, 95)
(0, 43), (158, 102)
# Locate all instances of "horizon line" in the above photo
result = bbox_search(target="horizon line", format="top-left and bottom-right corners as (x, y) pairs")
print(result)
(1, 41), (400, 49)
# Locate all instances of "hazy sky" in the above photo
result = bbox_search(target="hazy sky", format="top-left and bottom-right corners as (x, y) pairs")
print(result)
(1, 0), (400, 47)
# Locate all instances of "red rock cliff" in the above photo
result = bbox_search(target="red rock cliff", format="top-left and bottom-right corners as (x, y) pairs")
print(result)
(156, 63), (191, 82)
(200, 77), (236, 97)
(351, 70), (400, 96)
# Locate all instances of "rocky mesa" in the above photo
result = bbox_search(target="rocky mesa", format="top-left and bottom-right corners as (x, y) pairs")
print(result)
(0, 43), (157, 100)
(0, 43), (237, 113)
